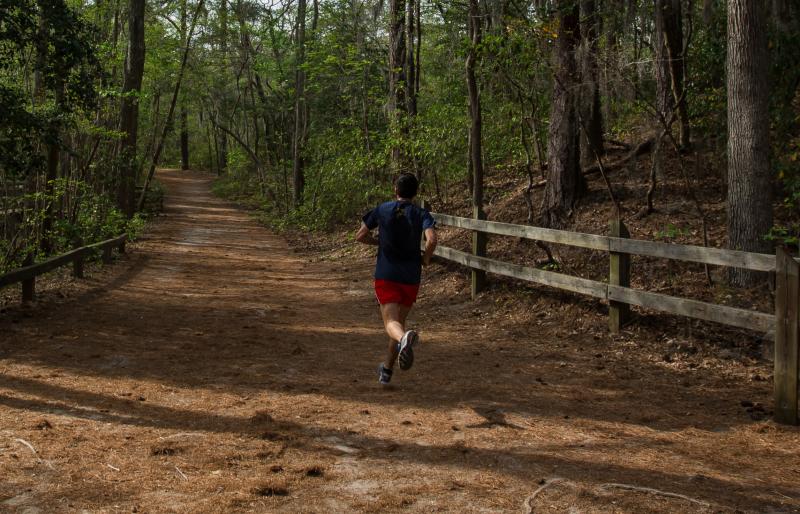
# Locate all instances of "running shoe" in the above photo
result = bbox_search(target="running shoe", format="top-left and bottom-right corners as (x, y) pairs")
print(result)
(398, 330), (419, 371)
(377, 364), (393, 385)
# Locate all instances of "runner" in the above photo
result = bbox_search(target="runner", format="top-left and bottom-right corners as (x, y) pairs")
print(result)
(355, 173), (438, 385)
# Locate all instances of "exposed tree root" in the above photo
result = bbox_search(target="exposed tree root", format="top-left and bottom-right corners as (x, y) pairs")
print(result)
(600, 482), (711, 507)
(523, 478), (567, 514)
(158, 432), (205, 440)
(13, 437), (54, 469)
(522, 479), (712, 512)
(14, 438), (38, 460)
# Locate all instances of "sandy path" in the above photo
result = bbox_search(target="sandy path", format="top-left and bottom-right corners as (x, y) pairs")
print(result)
(1, 169), (799, 513)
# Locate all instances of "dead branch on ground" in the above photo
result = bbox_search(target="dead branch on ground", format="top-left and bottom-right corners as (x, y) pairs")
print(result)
(523, 478), (567, 514)
(600, 482), (711, 507)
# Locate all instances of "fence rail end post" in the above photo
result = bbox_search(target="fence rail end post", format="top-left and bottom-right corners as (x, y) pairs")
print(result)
(609, 218), (631, 333)
(102, 245), (113, 264)
(471, 205), (487, 299)
(21, 254), (35, 302)
(774, 246), (799, 425)
(73, 238), (85, 279)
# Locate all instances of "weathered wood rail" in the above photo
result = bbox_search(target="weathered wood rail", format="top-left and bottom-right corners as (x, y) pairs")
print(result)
(431, 212), (799, 425)
(0, 234), (127, 303)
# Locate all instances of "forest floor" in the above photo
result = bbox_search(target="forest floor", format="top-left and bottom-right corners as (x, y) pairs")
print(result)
(1, 168), (799, 513)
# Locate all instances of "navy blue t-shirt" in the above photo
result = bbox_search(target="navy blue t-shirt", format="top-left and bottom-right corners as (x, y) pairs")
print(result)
(362, 200), (435, 285)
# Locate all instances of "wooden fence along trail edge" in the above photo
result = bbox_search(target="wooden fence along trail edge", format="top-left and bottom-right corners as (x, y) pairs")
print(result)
(430, 212), (799, 425)
(0, 234), (127, 302)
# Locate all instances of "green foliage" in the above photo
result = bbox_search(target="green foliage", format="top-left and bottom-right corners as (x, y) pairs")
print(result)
(776, 132), (800, 197)
(292, 127), (387, 229)
(766, 225), (800, 249)
(770, 26), (800, 240)
(211, 175), (242, 201)
(654, 223), (691, 241)
(609, 98), (648, 140)
(539, 261), (561, 272)
(1, 179), (144, 273)
(209, 147), (266, 208)
(47, 180), (134, 244)
(686, 1), (727, 140)
(226, 147), (250, 177)
(0, 0), (101, 180)
(139, 180), (165, 214)
(413, 103), (468, 192)
(0, 85), (47, 177)
(0, 0), (133, 274)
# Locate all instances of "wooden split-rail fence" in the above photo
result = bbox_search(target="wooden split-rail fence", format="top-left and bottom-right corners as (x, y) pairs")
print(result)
(430, 210), (799, 426)
(0, 234), (127, 303)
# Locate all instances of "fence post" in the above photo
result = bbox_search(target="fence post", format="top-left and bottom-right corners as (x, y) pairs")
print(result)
(774, 246), (799, 425)
(471, 205), (487, 299)
(420, 199), (429, 255)
(102, 244), (112, 264)
(21, 254), (34, 303)
(609, 219), (630, 333)
(73, 238), (84, 278)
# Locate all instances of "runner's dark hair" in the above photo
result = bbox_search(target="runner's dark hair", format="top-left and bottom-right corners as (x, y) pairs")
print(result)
(395, 173), (418, 199)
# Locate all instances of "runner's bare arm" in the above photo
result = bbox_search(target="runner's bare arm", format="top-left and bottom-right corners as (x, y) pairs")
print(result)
(355, 222), (379, 246)
(422, 227), (437, 266)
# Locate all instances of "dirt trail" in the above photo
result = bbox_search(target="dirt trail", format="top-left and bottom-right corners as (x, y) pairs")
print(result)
(1, 169), (799, 513)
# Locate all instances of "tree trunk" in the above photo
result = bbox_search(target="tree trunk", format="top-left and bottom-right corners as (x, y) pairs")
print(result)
(388, 0), (407, 171)
(654, 0), (672, 119)
(217, 0), (228, 173)
(541, 1), (583, 229)
(657, 0), (691, 148)
(117, 0), (145, 217)
(405, 0), (417, 118)
(466, 0), (482, 209)
(405, 0), (419, 180)
(727, 0), (772, 286)
(179, 0), (189, 171)
(414, 0), (421, 104)
(42, 112), (59, 254)
(292, 0), (307, 206)
(580, 0), (603, 160)
(217, 125), (228, 172)
(467, 0), (486, 296)
(180, 108), (190, 170)
(602, 0), (624, 124)
(211, 111), (221, 175)
(202, 110), (215, 173)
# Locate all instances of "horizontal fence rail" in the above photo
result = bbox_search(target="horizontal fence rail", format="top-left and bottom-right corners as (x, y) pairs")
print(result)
(0, 234), (127, 302)
(433, 244), (774, 333)
(433, 213), (777, 272)
(431, 212), (798, 425)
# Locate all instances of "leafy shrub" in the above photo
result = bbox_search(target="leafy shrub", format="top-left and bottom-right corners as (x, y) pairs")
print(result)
(292, 126), (388, 230)
(0, 179), (143, 273)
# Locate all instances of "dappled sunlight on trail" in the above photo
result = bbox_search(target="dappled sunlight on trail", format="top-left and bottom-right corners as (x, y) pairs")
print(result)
(1, 169), (798, 512)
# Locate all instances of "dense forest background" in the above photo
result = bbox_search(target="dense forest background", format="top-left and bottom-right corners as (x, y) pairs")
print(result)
(1, 0), (799, 288)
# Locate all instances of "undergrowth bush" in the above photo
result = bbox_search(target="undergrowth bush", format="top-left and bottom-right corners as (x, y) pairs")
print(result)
(0, 179), (145, 273)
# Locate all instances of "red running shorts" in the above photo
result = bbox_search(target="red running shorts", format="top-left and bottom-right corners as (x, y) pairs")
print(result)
(374, 279), (420, 306)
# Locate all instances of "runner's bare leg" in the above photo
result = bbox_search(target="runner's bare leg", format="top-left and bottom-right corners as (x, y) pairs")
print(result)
(380, 303), (412, 370)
